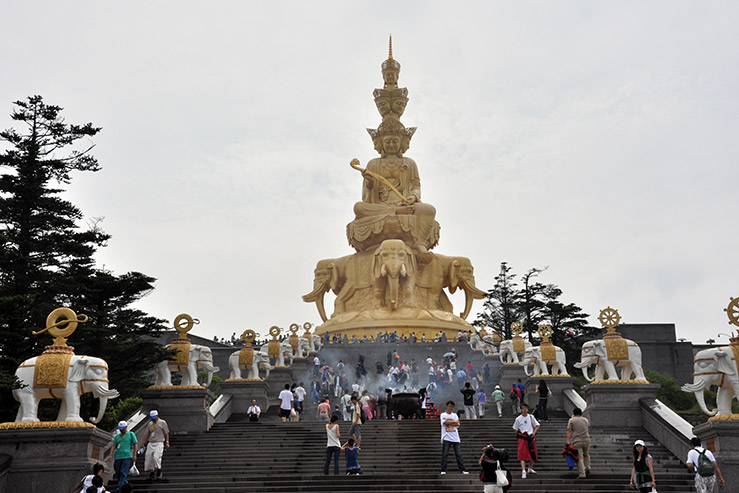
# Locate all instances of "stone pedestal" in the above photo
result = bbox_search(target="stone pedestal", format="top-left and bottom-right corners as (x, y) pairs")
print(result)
(525, 376), (576, 412)
(289, 357), (314, 382)
(497, 363), (528, 398)
(693, 419), (739, 488)
(265, 367), (294, 407)
(141, 387), (215, 434)
(583, 382), (660, 428)
(221, 380), (270, 414)
(0, 426), (111, 493)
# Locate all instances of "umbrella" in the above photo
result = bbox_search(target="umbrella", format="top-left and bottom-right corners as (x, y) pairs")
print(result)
(443, 352), (454, 357)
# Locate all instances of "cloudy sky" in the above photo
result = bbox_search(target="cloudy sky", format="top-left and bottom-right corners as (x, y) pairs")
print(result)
(2, 2), (737, 344)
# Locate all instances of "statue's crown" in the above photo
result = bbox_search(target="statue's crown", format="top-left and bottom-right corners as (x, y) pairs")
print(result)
(382, 35), (401, 73)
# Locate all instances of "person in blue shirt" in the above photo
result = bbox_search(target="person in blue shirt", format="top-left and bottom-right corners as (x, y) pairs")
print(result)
(341, 438), (363, 475)
(108, 420), (138, 490)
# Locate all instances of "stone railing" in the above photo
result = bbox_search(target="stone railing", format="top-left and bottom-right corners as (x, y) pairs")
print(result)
(640, 398), (693, 464)
(562, 388), (587, 415)
(208, 393), (233, 425)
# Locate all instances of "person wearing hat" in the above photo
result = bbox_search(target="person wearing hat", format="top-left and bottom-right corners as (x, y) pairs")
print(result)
(630, 439), (655, 492)
(141, 410), (170, 480)
(492, 385), (505, 418)
(108, 420), (138, 490)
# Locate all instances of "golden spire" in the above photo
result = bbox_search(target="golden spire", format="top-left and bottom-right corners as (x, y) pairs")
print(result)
(388, 35), (393, 60)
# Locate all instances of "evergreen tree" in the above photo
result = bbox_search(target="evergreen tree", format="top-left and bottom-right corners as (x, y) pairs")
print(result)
(473, 262), (521, 339)
(519, 267), (547, 341)
(0, 96), (169, 422)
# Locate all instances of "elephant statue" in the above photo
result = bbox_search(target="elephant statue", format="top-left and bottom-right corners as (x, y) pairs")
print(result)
(228, 349), (273, 380)
(681, 346), (738, 417)
(292, 337), (311, 359)
(13, 355), (119, 423)
(521, 346), (568, 376)
(302, 254), (372, 321)
(262, 340), (294, 367)
(373, 239), (417, 310)
(154, 344), (221, 387)
(499, 339), (532, 364)
(469, 333), (485, 351)
(415, 254), (486, 320)
(309, 334), (323, 353)
(574, 339), (645, 382)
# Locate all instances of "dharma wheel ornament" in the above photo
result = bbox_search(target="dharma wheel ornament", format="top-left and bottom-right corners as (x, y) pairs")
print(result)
(511, 321), (525, 353)
(238, 329), (256, 368)
(303, 322), (313, 338)
(599, 306), (628, 361)
(170, 314), (198, 366)
(32, 307), (88, 350)
(724, 297), (739, 346)
(267, 326), (281, 357)
(288, 323), (300, 350)
(538, 324), (557, 362)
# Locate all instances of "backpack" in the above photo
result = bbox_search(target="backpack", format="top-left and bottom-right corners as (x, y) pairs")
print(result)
(509, 388), (520, 400)
(696, 449), (715, 477)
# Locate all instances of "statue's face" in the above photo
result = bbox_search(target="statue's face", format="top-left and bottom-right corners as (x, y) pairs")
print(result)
(375, 98), (391, 116)
(381, 134), (402, 155)
(383, 69), (398, 85)
(391, 99), (406, 115)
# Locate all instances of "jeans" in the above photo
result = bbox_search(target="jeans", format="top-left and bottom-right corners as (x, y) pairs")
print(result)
(441, 440), (466, 472)
(114, 457), (132, 489)
(538, 397), (548, 420)
(324, 446), (340, 475)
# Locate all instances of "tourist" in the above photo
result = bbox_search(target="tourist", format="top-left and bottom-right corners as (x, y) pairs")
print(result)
(630, 440), (656, 492)
(279, 383), (294, 422)
(332, 405), (342, 422)
(376, 361), (384, 375)
(295, 381), (306, 417)
(509, 384), (521, 415)
(418, 387), (428, 419)
(566, 407), (590, 479)
(439, 400), (469, 475)
(141, 410), (170, 481)
(483, 363), (491, 384)
(376, 386), (387, 419)
(492, 385), (505, 418)
(342, 438), (363, 475)
(311, 378), (320, 404)
(85, 475), (104, 493)
(313, 355), (321, 376)
(478, 444), (511, 493)
(535, 379), (550, 421)
(475, 387), (487, 418)
(341, 392), (353, 421)
(515, 379), (526, 403)
(461, 382), (477, 419)
(513, 403), (539, 478)
(324, 415), (342, 475)
(76, 462), (104, 492)
(456, 368), (467, 388)
(317, 398), (331, 421)
(247, 400), (261, 422)
(428, 362), (436, 385)
(108, 420), (138, 490)
(686, 436), (725, 492)
(349, 395), (363, 448)
(427, 380), (438, 401)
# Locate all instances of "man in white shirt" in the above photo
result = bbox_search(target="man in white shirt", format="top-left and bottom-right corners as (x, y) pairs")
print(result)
(439, 400), (469, 475)
(513, 403), (540, 478)
(341, 392), (353, 421)
(686, 436), (725, 492)
(247, 400), (261, 422)
(294, 382), (306, 418)
(278, 384), (294, 422)
(313, 356), (321, 376)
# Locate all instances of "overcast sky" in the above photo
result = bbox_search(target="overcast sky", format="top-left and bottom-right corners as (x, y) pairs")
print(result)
(2, 2), (738, 344)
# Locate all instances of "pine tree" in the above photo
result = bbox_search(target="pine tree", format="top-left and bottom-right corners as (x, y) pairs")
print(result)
(473, 262), (521, 339)
(0, 96), (168, 422)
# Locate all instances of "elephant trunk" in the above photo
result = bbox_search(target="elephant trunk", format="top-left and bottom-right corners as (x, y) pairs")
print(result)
(316, 295), (328, 322)
(523, 363), (532, 377)
(580, 365), (593, 382)
(200, 361), (219, 386)
(681, 380), (717, 416)
(388, 273), (400, 310)
(90, 393), (114, 424)
(461, 290), (474, 320)
(303, 284), (328, 322)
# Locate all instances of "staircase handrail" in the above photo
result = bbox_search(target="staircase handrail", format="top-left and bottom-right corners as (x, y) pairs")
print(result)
(640, 398), (693, 464)
(562, 388), (587, 415)
(208, 393), (233, 425)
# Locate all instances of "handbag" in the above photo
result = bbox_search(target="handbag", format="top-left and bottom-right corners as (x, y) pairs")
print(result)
(129, 463), (140, 477)
(495, 461), (509, 487)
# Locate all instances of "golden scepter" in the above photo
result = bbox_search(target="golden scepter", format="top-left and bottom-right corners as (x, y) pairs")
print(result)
(349, 158), (413, 205)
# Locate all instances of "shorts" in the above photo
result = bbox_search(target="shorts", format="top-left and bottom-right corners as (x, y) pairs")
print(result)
(280, 408), (291, 418)
(348, 424), (362, 437)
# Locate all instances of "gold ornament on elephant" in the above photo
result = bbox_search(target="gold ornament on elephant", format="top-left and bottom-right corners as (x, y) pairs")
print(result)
(725, 297), (739, 330)
(32, 307), (88, 347)
(538, 324), (556, 362)
(511, 321), (525, 353)
(289, 323), (300, 350)
(599, 307), (628, 361)
(238, 330), (256, 367)
(170, 314), (198, 366)
(303, 322), (313, 338)
(268, 326), (281, 357)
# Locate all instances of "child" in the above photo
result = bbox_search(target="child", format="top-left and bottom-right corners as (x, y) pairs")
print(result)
(76, 463), (104, 492)
(85, 475), (105, 493)
(341, 438), (363, 475)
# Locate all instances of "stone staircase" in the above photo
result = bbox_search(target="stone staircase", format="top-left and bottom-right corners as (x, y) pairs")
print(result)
(122, 411), (696, 492)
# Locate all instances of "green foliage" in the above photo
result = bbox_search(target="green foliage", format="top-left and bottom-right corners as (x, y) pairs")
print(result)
(0, 96), (169, 422)
(644, 368), (695, 411)
(97, 396), (144, 431)
(199, 371), (222, 398)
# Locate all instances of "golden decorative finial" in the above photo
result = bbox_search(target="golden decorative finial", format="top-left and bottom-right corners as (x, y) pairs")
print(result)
(172, 313), (199, 340)
(511, 321), (523, 337)
(388, 35), (393, 60)
(538, 324), (553, 343)
(599, 306), (621, 334)
(725, 297), (739, 327)
(240, 329), (256, 345)
(267, 326), (282, 357)
(511, 321), (524, 352)
(32, 308), (88, 347)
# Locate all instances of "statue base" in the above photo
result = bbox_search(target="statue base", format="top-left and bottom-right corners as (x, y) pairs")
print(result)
(524, 376), (576, 412)
(497, 363), (528, 398)
(141, 387), (215, 434)
(264, 367), (294, 408)
(288, 357), (314, 381)
(583, 382), (660, 428)
(221, 380), (270, 414)
(693, 419), (739, 488)
(0, 426), (111, 493)
(315, 316), (473, 340)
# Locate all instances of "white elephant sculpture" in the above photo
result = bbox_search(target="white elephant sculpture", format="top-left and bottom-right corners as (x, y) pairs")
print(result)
(262, 341), (294, 367)
(154, 344), (221, 387)
(291, 338), (311, 359)
(469, 333), (484, 351)
(681, 346), (738, 417)
(13, 355), (119, 423)
(228, 349), (273, 380)
(574, 339), (645, 381)
(521, 346), (568, 376)
(310, 334), (323, 353)
(499, 339), (532, 364)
